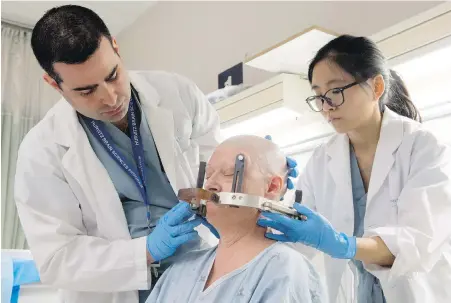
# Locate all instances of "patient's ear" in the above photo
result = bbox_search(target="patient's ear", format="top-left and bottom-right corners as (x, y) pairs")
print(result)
(265, 176), (283, 200)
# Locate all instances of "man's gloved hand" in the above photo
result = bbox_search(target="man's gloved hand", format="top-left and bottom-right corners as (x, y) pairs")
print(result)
(257, 203), (356, 259)
(198, 216), (220, 239)
(147, 201), (201, 262)
(264, 135), (299, 193)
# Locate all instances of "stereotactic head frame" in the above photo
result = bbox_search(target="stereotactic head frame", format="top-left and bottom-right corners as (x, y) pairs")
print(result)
(217, 154), (306, 220)
(177, 154), (306, 221)
(177, 161), (219, 217)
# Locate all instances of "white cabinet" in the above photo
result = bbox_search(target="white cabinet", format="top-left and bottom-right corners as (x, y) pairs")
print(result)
(214, 73), (333, 151)
(213, 73), (318, 127)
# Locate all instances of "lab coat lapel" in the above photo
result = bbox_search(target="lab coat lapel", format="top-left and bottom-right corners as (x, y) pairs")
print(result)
(326, 134), (354, 235)
(366, 108), (404, 206)
(54, 102), (131, 239)
(129, 73), (178, 192)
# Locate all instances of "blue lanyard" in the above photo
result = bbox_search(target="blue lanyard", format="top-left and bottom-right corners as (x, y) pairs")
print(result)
(82, 94), (151, 229)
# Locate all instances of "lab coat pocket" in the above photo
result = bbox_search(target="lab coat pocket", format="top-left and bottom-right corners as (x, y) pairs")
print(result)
(387, 169), (403, 224)
(366, 171), (402, 229)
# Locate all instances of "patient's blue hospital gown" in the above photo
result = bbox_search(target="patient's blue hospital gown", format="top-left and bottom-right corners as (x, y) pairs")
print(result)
(350, 146), (386, 303)
(146, 242), (326, 303)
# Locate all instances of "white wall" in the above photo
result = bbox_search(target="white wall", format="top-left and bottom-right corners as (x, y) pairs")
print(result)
(1, 1), (157, 36)
(117, 1), (442, 93)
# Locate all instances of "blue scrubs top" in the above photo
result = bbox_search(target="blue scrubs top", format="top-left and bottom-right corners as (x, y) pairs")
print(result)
(350, 146), (386, 303)
(80, 92), (205, 302)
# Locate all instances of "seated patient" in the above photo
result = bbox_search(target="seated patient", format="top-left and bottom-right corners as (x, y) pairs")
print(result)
(146, 135), (326, 303)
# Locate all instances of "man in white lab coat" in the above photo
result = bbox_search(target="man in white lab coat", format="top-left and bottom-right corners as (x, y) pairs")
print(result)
(14, 5), (222, 303)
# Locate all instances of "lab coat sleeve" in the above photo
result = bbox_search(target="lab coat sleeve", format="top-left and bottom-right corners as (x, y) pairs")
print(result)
(175, 74), (222, 162)
(14, 140), (150, 292)
(364, 130), (451, 278)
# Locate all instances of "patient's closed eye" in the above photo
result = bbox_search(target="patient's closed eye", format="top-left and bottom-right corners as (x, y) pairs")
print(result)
(223, 168), (234, 176)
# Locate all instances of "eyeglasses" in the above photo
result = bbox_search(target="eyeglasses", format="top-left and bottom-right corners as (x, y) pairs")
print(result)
(305, 82), (360, 112)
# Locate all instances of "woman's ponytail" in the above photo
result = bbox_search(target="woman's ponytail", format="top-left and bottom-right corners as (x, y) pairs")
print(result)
(386, 69), (422, 122)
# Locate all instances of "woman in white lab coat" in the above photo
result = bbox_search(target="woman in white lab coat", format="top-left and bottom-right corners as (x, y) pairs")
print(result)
(258, 35), (451, 303)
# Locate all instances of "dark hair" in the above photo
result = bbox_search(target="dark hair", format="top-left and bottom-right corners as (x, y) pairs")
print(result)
(388, 69), (422, 122)
(31, 5), (113, 83)
(308, 35), (421, 122)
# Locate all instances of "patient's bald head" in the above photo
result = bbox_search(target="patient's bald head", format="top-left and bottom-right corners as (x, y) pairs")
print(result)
(204, 135), (288, 228)
(205, 135), (287, 199)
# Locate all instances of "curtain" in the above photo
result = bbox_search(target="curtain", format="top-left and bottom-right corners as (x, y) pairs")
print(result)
(1, 22), (60, 249)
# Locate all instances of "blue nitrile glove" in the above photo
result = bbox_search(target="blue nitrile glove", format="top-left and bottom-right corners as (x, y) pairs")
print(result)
(147, 201), (202, 262)
(13, 259), (40, 286)
(286, 157), (299, 190)
(265, 135), (299, 192)
(257, 203), (356, 259)
(198, 216), (220, 239)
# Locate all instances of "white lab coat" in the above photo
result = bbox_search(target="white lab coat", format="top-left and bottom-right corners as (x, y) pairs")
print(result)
(296, 107), (451, 303)
(14, 71), (221, 303)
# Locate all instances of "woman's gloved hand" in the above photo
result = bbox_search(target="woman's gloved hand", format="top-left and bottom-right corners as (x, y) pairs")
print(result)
(257, 203), (356, 259)
(146, 202), (201, 262)
(285, 157), (299, 190)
